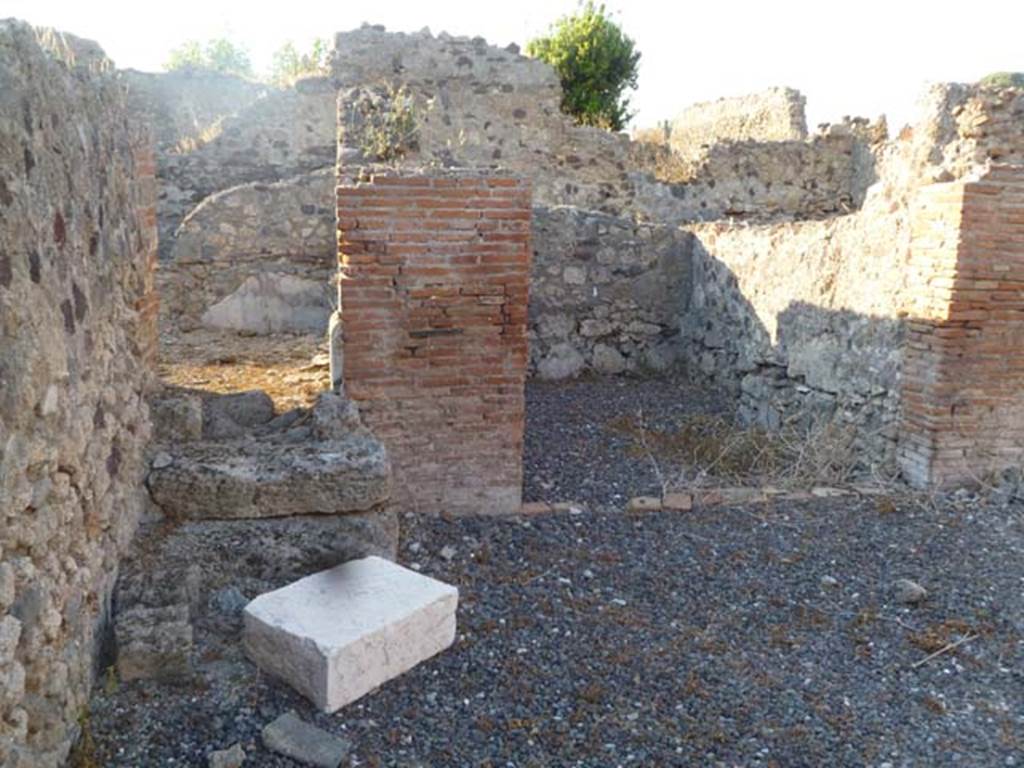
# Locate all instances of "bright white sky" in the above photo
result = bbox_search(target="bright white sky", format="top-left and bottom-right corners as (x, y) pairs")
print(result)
(4, 0), (1023, 132)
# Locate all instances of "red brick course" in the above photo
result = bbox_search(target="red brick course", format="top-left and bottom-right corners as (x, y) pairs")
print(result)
(338, 172), (530, 515)
(898, 166), (1024, 486)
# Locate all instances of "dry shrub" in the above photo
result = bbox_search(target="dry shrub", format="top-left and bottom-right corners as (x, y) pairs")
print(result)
(629, 139), (694, 184)
(608, 411), (860, 489)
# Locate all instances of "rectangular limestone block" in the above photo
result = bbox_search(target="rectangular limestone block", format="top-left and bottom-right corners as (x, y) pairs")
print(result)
(243, 556), (458, 712)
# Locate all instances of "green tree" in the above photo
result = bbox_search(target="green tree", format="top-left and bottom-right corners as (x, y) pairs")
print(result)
(269, 38), (331, 85)
(526, 2), (640, 131)
(165, 37), (253, 78)
(979, 71), (1024, 88)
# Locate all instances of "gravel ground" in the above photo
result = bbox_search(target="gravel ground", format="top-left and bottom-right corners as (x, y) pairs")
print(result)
(523, 376), (731, 507)
(84, 378), (1024, 767)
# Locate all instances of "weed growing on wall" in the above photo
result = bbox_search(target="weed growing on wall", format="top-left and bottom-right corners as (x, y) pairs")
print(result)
(357, 85), (419, 162)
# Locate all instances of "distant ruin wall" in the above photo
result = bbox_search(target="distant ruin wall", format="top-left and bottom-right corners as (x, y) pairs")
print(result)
(0, 22), (156, 766)
(635, 133), (872, 222)
(161, 168), (335, 334)
(911, 83), (1024, 177)
(338, 170), (530, 516)
(670, 87), (808, 160)
(530, 206), (690, 378)
(127, 74), (335, 258)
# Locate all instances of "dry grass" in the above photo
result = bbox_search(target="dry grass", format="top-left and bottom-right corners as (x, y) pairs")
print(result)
(608, 411), (862, 491)
(157, 329), (330, 411)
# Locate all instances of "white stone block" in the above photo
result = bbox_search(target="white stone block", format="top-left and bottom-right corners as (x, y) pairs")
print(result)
(243, 556), (458, 712)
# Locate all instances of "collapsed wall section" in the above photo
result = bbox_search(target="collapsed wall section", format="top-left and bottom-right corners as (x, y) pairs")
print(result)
(0, 21), (156, 765)
(337, 171), (530, 516)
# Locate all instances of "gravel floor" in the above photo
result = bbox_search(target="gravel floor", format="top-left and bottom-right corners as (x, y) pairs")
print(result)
(523, 376), (731, 507)
(85, 378), (1024, 767)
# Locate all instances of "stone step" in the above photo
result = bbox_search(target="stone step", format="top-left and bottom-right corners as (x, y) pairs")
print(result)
(147, 433), (390, 520)
(243, 556), (458, 712)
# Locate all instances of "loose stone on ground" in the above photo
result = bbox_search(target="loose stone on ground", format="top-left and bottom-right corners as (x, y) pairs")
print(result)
(261, 712), (349, 768)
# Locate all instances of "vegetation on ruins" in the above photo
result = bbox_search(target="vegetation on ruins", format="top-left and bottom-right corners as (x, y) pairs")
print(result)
(165, 37), (253, 78)
(979, 71), (1024, 88)
(269, 38), (331, 85)
(526, 1), (641, 131)
(355, 85), (420, 162)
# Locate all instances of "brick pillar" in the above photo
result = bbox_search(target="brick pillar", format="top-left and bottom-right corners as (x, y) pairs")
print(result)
(337, 171), (530, 516)
(898, 165), (1024, 486)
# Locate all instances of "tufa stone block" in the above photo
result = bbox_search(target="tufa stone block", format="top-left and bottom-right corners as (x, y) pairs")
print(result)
(243, 556), (458, 712)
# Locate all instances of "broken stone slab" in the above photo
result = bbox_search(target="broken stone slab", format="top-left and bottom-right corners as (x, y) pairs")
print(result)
(261, 711), (350, 768)
(244, 556), (458, 712)
(147, 434), (391, 519)
(114, 604), (193, 682)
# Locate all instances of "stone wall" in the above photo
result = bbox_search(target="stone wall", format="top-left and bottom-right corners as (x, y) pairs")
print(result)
(161, 168), (335, 334)
(682, 196), (912, 469)
(338, 170), (530, 516)
(530, 206), (690, 378)
(635, 131), (874, 222)
(127, 74), (335, 257)
(0, 22), (156, 766)
(677, 84), (1024, 478)
(333, 27), (641, 217)
(669, 87), (808, 160)
(899, 166), (1024, 486)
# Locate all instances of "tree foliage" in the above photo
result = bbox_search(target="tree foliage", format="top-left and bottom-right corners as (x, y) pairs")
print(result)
(526, 2), (640, 131)
(164, 38), (253, 78)
(269, 38), (331, 86)
(979, 71), (1024, 88)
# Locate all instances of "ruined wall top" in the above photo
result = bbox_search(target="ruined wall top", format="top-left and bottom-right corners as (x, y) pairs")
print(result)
(669, 87), (808, 159)
(332, 24), (559, 93)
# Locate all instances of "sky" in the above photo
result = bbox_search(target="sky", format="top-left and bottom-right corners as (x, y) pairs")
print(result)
(3, 0), (1023, 132)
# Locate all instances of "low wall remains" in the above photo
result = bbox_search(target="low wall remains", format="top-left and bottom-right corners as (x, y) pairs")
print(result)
(0, 22), (156, 765)
(337, 170), (530, 516)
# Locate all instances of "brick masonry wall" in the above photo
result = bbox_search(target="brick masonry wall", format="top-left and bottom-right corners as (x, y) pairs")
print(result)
(898, 165), (1024, 486)
(337, 171), (530, 516)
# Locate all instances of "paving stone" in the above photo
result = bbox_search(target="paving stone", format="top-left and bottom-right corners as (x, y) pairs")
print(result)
(626, 496), (662, 512)
(261, 711), (349, 768)
(244, 556), (458, 712)
(662, 492), (693, 512)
